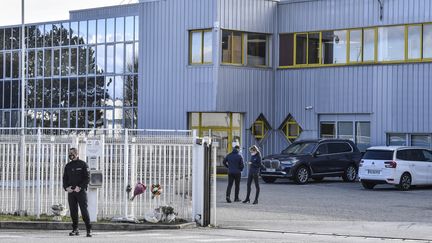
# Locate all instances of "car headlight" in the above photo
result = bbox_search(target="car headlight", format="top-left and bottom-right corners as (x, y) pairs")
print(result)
(281, 158), (299, 165)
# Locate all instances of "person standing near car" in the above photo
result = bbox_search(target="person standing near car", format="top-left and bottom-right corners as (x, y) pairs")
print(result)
(63, 148), (92, 237)
(243, 145), (262, 205)
(223, 144), (244, 203)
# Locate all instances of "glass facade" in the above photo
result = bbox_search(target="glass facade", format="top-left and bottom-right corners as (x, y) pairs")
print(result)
(0, 16), (139, 129)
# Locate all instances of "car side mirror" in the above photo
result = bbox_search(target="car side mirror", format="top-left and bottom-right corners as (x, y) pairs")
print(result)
(313, 151), (321, 157)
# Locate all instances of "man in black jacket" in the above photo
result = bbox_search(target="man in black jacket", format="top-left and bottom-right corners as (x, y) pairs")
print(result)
(223, 145), (244, 203)
(63, 147), (92, 237)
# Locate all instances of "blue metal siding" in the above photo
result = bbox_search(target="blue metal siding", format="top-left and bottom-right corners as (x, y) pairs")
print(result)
(218, 0), (277, 33)
(69, 4), (141, 20)
(138, 0), (217, 129)
(278, 0), (432, 33)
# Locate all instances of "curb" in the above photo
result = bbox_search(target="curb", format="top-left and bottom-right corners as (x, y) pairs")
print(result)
(0, 221), (197, 231)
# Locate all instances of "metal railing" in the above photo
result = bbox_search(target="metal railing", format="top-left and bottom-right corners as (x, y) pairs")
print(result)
(0, 128), (195, 221)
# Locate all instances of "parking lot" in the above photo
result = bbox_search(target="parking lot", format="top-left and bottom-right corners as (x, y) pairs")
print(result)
(216, 177), (432, 241)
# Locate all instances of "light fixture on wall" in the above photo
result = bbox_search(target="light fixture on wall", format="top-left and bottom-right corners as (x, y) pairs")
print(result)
(305, 106), (313, 111)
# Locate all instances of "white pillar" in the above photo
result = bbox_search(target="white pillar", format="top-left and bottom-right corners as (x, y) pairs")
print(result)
(191, 130), (204, 225)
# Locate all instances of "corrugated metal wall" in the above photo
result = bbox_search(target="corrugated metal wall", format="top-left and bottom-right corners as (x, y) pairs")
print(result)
(70, 4), (140, 20)
(138, 0), (217, 129)
(276, 0), (432, 151)
(217, 0), (279, 156)
(278, 0), (432, 33)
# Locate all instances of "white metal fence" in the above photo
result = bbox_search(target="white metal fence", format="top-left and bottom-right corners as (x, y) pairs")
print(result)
(0, 128), (195, 221)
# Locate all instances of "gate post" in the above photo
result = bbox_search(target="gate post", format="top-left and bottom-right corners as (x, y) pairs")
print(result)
(192, 130), (204, 225)
(18, 129), (26, 215)
(35, 128), (41, 218)
(124, 130), (129, 218)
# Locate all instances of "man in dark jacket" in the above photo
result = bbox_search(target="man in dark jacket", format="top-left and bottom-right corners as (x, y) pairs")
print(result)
(223, 145), (244, 203)
(63, 148), (92, 237)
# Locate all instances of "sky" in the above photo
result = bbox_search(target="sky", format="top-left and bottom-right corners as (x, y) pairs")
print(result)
(0, 0), (139, 26)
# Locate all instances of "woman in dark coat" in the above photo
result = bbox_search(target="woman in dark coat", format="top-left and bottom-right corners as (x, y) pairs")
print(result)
(243, 145), (262, 204)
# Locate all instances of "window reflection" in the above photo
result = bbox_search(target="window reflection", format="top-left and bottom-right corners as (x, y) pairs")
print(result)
(61, 48), (69, 76)
(322, 30), (347, 64)
(106, 45), (114, 73)
(78, 46), (86, 75)
(295, 34), (307, 65)
(44, 24), (52, 47)
(97, 45), (105, 73)
(88, 20), (96, 44)
(69, 78), (77, 107)
(378, 26), (404, 61)
(203, 31), (212, 63)
(87, 77), (95, 107)
(424, 24), (432, 59)
(105, 76), (114, 107)
(52, 78), (60, 108)
(79, 21), (87, 44)
(191, 32), (202, 63)
(53, 24), (61, 46)
(363, 28), (375, 62)
(308, 33), (320, 64)
(115, 43), (124, 73)
(134, 16), (139, 41)
(115, 76), (124, 105)
(222, 30), (242, 64)
(407, 25), (421, 60)
(88, 45), (96, 74)
(78, 77), (86, 107)
(44, 49), (52, 77)
(106, 18), (115, 43)
(349, 30), (362, 62)
(97, 19), (105, 44)
(43, 79), (51, 108)
(116, 17), (124, 42)
(125, 43), (134, 72)
(247, 33), (267, 66)
(70, 22), (79, 45)
(53, 49), (60, 76)
(60, 22), (69, 46)
(125, 16), (134, 41)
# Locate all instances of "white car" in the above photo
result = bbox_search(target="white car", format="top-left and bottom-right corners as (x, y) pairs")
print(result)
(358, 146), (432, 190)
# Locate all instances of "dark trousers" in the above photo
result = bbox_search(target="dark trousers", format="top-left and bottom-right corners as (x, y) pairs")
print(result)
(226, 173), (241, 200)
(68, 190), (91, 231)
(245, 173), (260, 201)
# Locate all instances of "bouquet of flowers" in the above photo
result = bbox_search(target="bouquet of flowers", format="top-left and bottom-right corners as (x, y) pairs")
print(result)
(130, 183), (147, 201)
(151, 184), (162, 199)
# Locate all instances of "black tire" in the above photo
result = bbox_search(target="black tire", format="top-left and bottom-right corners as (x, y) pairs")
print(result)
(312, 176), (324, 182)
(262, 176), (277, 183)
(294, 166), (310, 184)
(361, 181), (376, 190)
(342, 165), (357, 182)
(397, 173), (412, 191)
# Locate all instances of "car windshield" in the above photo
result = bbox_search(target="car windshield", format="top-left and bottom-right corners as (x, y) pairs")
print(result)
(282, 142), (317, 155)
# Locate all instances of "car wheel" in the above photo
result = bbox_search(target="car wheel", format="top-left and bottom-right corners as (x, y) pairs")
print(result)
(262, 176), (277, 183)
(312, 176), (324, 182)
(294, 166), (309, 184)
(361, 181), (376, 190)
(342, 165), (357, 182)
(397, 173), (412, 191)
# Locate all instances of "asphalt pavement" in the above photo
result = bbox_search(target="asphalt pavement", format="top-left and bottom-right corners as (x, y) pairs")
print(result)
(216, 176), (432, 241)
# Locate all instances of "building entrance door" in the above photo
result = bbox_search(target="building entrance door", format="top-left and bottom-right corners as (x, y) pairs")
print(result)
(189, 112), (242, 173)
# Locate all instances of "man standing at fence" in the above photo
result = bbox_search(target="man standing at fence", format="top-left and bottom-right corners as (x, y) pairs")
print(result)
(223, 143), (244, 203)
(63, 147), (92, 237)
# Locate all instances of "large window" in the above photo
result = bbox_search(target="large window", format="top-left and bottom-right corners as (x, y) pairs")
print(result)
(378, 26), (405, 61)
(322, 30), (347, 64)
(387, 133), (432, 148)
(222, 30), (243, 64)
(221, 30), (270, 67)
(189, 29), (212, 64)
(320, 121), (371, 151)
(247, 33), (268, 66)
(280, 22), (432, 68)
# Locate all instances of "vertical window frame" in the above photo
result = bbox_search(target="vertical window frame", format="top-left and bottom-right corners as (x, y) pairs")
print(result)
(348, 28), (363, 64)
(405, 24), (423, 62)
(189, 29), (213, 65)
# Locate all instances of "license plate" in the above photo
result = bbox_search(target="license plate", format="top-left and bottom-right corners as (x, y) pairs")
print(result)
(266, 168), (276, 172)
(368, 169), (381, 175)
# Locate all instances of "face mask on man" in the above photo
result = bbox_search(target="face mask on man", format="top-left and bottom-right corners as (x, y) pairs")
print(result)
(251, 152), (257, 156)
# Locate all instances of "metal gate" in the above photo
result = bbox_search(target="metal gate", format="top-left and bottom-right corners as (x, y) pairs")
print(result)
(0, 128), (194, 221)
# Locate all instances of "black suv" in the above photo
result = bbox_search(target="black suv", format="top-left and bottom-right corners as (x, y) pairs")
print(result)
(260, 139), (362, 184)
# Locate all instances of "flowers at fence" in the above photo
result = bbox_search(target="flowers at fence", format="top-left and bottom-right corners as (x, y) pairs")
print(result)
(151, 184), (162, 199)
(130, 183), (147, 201)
